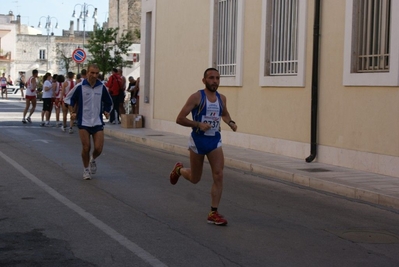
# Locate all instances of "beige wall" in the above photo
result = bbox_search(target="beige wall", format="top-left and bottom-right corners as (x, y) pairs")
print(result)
(153, 0), (210, 121)
(318, 0), (399, 157)
(142, 0), (399, 178)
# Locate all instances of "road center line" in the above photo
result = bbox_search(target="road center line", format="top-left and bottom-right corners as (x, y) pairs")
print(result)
(0, 150), (167, 267)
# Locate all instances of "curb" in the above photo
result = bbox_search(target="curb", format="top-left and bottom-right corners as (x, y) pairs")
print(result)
(104, 128), (399, 211)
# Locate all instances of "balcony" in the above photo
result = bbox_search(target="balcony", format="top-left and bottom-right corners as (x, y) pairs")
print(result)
(0, 51), (11, 61)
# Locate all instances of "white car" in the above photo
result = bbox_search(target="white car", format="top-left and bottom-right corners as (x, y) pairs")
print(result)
(6, 85), (20, 94)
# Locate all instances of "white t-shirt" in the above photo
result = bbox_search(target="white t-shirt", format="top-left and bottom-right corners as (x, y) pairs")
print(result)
(42, 80), (53, 98)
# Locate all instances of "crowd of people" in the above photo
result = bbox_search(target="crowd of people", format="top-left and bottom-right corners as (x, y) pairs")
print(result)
(18, 67), (140, 129)
(16, 66), (140, 180)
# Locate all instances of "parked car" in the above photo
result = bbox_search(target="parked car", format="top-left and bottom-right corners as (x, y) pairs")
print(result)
(6, 85), (20, 94)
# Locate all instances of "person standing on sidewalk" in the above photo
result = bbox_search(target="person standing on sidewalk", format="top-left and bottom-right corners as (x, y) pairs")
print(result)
(105, 68), (123, 124)
(22, 69), (39, 123)
(169, 68), (237, 226)
(68, 64), (113, 180)
(1, 73), (7, 99)
(118, 68), (127, 116)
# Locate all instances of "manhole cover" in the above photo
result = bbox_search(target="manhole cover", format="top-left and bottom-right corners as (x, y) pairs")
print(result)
(338, 230), (399, 244)
(298, 168), (331, 173)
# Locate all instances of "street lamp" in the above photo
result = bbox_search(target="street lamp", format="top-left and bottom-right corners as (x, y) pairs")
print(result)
(38, 16), (59, 71)
(72, 3), (97, 50)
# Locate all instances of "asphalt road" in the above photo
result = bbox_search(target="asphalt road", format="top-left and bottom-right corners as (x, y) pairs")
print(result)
(1, 98), (399, 267)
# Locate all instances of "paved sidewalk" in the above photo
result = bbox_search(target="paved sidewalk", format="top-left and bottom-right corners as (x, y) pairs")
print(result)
(104, 125), (399, 211)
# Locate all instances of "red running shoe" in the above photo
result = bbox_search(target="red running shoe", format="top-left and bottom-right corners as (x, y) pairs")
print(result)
(207, 211), (228, 226)
(170, 162), (183, 185)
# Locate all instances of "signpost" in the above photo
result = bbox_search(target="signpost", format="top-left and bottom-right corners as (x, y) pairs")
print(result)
(72, 48), (86, 73)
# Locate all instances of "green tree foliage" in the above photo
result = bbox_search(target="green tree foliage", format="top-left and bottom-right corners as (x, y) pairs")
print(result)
(86, 27), (134, 75)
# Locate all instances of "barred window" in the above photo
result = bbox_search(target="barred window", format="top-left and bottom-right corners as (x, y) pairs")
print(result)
(343, 0), (399, 86)
(210, 0), (244, 86)
(217, 0), (238, 77)
(268, 0), (299, 76)
(356, 0), (390, 72)
(39, 49), (46, 60)
(259, 0), (306, 87)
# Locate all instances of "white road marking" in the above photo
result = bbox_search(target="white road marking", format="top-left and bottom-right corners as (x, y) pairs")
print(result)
(33, 139), (51, 144)
(0, 151), (167, 267)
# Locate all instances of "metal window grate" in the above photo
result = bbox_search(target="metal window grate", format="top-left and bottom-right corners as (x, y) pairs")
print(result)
(269, 0), (299, 76)
(357, 0), (390, 72)
(217, 0), (238, 77)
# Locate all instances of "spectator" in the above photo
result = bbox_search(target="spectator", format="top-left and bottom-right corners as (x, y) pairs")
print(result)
(105, 68), (123, 124)
(1, 73), (7, 99)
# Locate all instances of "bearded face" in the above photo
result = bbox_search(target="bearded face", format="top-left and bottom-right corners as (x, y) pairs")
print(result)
(203, 70), (220, 92)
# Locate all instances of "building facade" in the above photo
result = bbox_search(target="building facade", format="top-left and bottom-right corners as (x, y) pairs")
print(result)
(0, 11), (93, 80)
(139, 0), (399, 178)
(108, 0), (141, 43)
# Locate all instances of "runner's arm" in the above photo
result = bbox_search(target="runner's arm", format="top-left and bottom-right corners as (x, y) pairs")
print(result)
(220, 94), (237, 132)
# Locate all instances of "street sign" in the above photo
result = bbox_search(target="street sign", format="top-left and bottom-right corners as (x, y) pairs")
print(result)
(72, 48), (86, 63)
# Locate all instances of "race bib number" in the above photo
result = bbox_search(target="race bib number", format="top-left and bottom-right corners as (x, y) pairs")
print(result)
(201, 116), (220, 136)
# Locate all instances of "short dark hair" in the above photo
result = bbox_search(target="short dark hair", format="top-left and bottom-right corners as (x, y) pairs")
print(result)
(87, 64), (99, 71)
(203, 68), (219, 78)
(57, 74), (65, 83)
(112, 68), (118, 73)
(32, 69), (38, 75)
(81, 69), (87, 75)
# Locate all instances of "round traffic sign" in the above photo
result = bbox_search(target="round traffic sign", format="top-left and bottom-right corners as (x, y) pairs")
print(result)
(72, 48), (87, 63)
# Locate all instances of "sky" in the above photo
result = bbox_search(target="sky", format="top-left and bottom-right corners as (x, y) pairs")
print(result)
(2, 0), (109, 36)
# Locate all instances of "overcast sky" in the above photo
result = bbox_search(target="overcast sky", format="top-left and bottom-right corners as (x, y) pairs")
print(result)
(2, 0), (109, 36)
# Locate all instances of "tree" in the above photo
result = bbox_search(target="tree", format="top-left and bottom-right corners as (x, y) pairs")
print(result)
(56, 46), (75, 74)
(86, 27), (134, 75)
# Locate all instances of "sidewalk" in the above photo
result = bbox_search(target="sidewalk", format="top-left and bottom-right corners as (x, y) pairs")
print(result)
(104, 125), (399, 211)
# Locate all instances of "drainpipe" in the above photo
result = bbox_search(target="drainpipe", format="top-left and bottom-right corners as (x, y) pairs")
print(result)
(306, 0), (322, 163)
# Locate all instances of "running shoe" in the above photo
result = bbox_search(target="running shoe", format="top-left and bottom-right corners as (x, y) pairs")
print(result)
(90, 160), (97, 174)
(26, 117), (32, 123)
(44, 122), (51, 127)
(170, 162), (183, 185)
(69, 128), (74, 134)
(40, 122), (45, 127)
(61, 126), (66, 132)
(207, 211), (228, 226)
(83, 169), (91, 180)
(22, 119), (27, 124)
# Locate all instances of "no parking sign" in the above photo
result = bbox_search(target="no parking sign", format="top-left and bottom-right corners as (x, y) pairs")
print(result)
(72, 48), (86, 63)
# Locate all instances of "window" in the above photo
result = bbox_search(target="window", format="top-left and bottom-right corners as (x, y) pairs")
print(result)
(39, 49), (46, 60)
(356, 0), (390, 73)
(259, 0), (307, 87)
(269, 0), (299, 76)
(343, 0), (399, 86)
(210, 0), (244, 86)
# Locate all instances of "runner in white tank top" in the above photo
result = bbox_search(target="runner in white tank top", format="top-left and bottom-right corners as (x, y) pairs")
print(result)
(22, 69), (39, 123)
